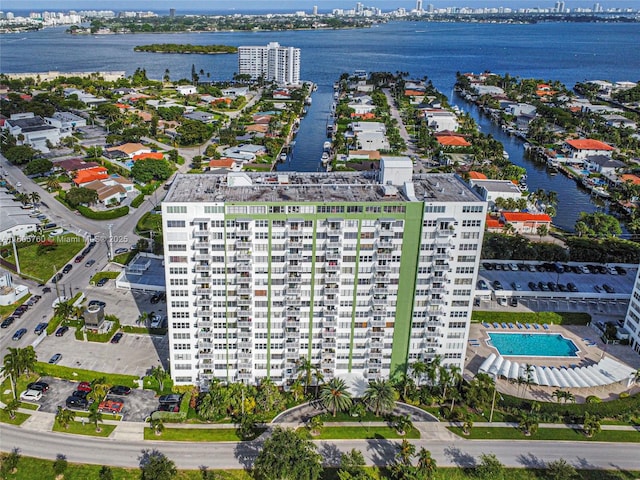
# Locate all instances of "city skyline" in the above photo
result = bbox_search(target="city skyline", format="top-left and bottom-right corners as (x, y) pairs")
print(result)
(3, 0), (638, 12)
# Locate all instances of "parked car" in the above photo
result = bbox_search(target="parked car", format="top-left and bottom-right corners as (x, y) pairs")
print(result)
(547, 282), (558, 292)
(20, 390), (42, 402)
(509, 297), (518, 307)
(508, 263), (519, 271)
(110, 332), (123, 344)
(74, 255), (84, 263)
(27, 381), (49, 393)
(482, 262), (494, 270)
(55, 326), (69, 337)
(88, 300), (106, 308)
(615, 266), (627, 275)
(594, 285), (603, 293)
(42, 287), (52, 293)
(477, 280), (489, 290)
(557, 283), (568, 292)
(62, 264), (73, 274)
(48, 353), (62, 364)
(72, 390), (90, 399)
(1, 317), (15, 329)
(65, 396), (91, 410)
(538, 281), (550, 292)
(150, 294), (160, 304)
(12, 328), (27, 341)
(603, 284), (615, 294)
(96, 278), (109, 287)
(567, 282), (578, 293)
(528, 282), (538, 291)
(85, 259), (96, 267)
(158, 394), (182, 405)
(114, 248), (128, 255)
(98, 399), (124, 414)
(581, 265), (591, 274)
(51, 273), (63, 284)
(607, 266), (618, 275)
(150, 315), (164, 329)
(109, 385), (132, 396)
(77, 381), (92, 392)
(511, 282), (522, 291)
(492, 280), (503, 290)
(34, 322), (48, 335)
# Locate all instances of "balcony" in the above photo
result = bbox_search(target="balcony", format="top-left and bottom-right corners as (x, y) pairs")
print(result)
(287, 275), (302, 284)
(288, 241), (303, 249)
(369, 340), (384, 349)
(377, 237), (393, 247)
(198, 340), (213, 349)
(323, 329), (336, 338)
(326, 263), (340, 272)
(368, 350), (384, 359)
(195, 275), (212, 284)
(433, 263), (450, 272)
(436, 228), (454, 237)
(287, 252), (303, 261)
(326, 252), (341, 261)
(286, 318), (300, 327)
(237, 372), (252, 380)
(371, 287), (388, 296)
(370, 319), (386, 328)
(195, 309), (212, 318)
(193, 230), (210, 239)
(325, 297), (339, 306)
(235, 241), (252, 249)
(194, 241), (209, 249)
(324, 273), (340, 283)
(322, 317), (337, 327)
(431, 287), (448, 295)
(195, 264), (210, 273)
(285, 351), (300, 360)
(237, 320), (252, 328)
(327, 237), (341, 246)
(322, 338), (336, 347)
(236, 252), (252, 261)
(378, 228), (394, 237)
(238, 341), (253, 349)
(198, 320), (213, 328)
(322, 349), (336, 359)
(236, 287), (252, 295)
(287, 264), (303, 273)
(237, 298), (252, 306)
(430, 298), (447, 306)
(236, 263), (252, 273)
(194, 254), (210, 261)
(238, 351), (253, 359)
(195, 287), (211, 295)
(196, 298), (212, 307)
(237, 310), (252, 319)
(372, 297), (387, 307)
(199, 352), (214, 359)
(199, 330), (213, 339)
(376, 263), (391, 272)
(376, 253), (393, 261)
(434, 252), (450, 260)
(286, 296), (301, 306)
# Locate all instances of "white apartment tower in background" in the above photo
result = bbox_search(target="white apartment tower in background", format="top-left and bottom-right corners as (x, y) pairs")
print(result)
(623, 268), (640, 356)
(416, 0), (423, 13)
(162, 160), (487, 389)
(238, 42), (301, 85)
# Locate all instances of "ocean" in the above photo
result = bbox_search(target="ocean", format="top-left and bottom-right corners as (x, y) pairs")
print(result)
(2, 20), (639, 229)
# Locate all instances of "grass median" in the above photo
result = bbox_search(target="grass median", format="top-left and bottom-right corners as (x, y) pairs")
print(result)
(144, 427), (265, 442)
(53, 421), (116, 437)
(0, 409), (30, 425)
(448, 426), (640, 442)
(34, 362), (138, 387)
(302, 426), (420, 440)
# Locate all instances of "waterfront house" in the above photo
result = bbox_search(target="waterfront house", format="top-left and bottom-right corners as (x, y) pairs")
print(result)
(422, 109), (460, 132)
(176, 85), (197, 96)
(5, 113), (62, 152)
(208, 158), (239, 171)
(73, 166), (109, 186)
(349, 122), (389, 151)
(564, 139), (614, 159)
(470, 179), (522, 206)
(435, 133), (471, 148)
(584, 155), (626, 175)
(603, 114), (637, 130)
(500, 212), (552, 234)
(348, 95), (377, 115)
(505, 103), (536, 117)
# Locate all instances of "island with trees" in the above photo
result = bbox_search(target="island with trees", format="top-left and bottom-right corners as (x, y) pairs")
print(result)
(133, 44), (237, 55)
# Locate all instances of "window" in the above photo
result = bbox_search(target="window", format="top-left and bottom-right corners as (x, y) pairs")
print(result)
(204, 206), (223, 214)
(169, 267), (188, 274)
(424, 205), (446, 213)
(167, 206), (187, 214)
(169, 256), (188, 263)
(168, 244), (187, 251)
(462, 205), (483, 213)
(167, 220), (186, 228)
(462, 219), (482, 227)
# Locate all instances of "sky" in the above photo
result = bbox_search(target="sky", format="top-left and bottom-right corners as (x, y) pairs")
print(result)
(3, 1), (640, 12)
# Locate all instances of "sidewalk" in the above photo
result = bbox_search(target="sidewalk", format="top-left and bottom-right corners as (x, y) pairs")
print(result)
(450, 421), (640, 431)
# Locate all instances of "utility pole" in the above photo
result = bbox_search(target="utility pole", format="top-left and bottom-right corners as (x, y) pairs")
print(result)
(53, 265), (60, 301)
(10, 234), (20, 274)
(107, 223), (114, 259)
(489, 380), (497, 423)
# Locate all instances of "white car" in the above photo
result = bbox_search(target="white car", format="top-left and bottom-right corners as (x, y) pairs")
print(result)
(509, 263), (519, 271)
(20, 389), (42, 402)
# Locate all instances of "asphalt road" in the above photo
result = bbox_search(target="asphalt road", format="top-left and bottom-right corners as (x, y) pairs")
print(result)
(2, 424), (639, 471)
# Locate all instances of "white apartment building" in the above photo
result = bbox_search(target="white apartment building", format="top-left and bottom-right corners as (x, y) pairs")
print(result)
(238, 42), (300, 85)
(623, 269), (640, 355)
(162, 160), (486, 388)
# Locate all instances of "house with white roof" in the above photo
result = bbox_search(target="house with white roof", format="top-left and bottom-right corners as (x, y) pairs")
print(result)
(4, 113), (62, 152)
(176, 85), (197, 95)
(470, 179), (522, 205)
(422, 109), (459, 132)
(349, 122), (389, 151)
(348, 95), (377, 115)
(45, 111), (87, 134)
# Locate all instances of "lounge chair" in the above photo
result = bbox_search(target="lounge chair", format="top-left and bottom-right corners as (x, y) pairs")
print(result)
(525, 323), (531, 329)
(493, 322), (500, 328)
(501, 322), (508, 328)
(516, 322), (523, 329)
(533, 323), (540, 330)
(482, 322), (491, 328)
(543, 323), (550, 330)
(508, 323), (515, 329)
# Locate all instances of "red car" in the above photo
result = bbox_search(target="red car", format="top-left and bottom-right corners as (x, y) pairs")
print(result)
(98, 399), (124, 414)
(77, 381), (92, 392)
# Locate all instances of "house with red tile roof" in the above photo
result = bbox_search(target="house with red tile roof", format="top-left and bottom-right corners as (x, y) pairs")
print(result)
(500, 212), (552, 234)
(132, 152), (164, 161)
(485, 215), (503, 232)
(73, 166), (109, 186)
(106, 142), (152, 159)
(436, 135), (471, 147)
(208, 158), (238, 171)
(619, 174), (640, 186)
(468, 171), (488, 180)
(564, 138), (614, 159)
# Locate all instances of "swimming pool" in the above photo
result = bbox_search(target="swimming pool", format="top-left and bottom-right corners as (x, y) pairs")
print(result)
(487, 333), (579, 357)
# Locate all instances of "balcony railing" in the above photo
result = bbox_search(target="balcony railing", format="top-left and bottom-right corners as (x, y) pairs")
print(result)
(193, 230), (210, 239)
(196, 298), (212, 307)
(325, 297), (339, 306)
(288, 241), (303, 248)
(376, 253), (393, 261)
(287, 264), (303, 273)
(236, 252), (252, 261)
(285, 351), (300, 360)
(323, 329), (336, 338)
(237, 320), (252, 328)
(237, 287), (252, 295)
(236, 263), (252, 273)
(198, 330), (213, 339)
(433, 263), (450, 272)
(326, 252), (341, 261)
(324, 273), (340, 283)
(196, 276), (212, 284)
(370, 319), (386, 328)
(286, 330), (301, 338)
(237, 310), (252, 319)
(194, 241), (209, 249)
(237, 372), (252, 380)
(235, 241), (252, 249)
(199, 352), (214, 359)
(195, 310), (212, 318)
(238, 341), (253, 349)
(238, 351), (253, 359)
(195, 287), (211, 295)
(376, 264), (391, 272)
(372, 297), (387, 306)
(194, 254), (210, 261)
(195, 265), (210, 273)
(237, 298), (252, 306)
(326, 263), (340, 272)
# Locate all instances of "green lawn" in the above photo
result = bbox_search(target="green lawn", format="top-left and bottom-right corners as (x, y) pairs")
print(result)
(319, 410), (387, 423)
(72, 410), (122, 421)
(0, 408), (30, 425)
(0, 373), (40, 405)
(0, 294), (30, 319)
(309, 426), (420, 440)
(4, 233), (85, 282)
(144, 427), (265, 442)
(34, 362), (138, 387)
(52, 421), (116, 437)
(90, 271), (120, 283)
(449, 426), (640, 442)
(112, 251), (136, 265)
(136, 212), (162, 235)
(471, 311), (591, 326)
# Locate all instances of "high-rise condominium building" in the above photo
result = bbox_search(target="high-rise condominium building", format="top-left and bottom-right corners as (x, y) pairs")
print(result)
(237, 42), (300, 85)
(416, 0), (423, 13)
(623, 269), (640, 355)
(162, 159), (487, 388)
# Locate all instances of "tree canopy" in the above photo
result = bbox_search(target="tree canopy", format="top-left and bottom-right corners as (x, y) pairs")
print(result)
(65, 187), (98, 207)
(24, 158), (53, 176)
(574, 212), (622, 238)
(131, 159), (173, 183)
(253, 427), (322, 480)
(138, 449), (177, 480)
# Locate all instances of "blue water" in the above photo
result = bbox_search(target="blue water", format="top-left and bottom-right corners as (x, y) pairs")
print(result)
(488, 332), (579, 357)
(2, 21), (639, 229)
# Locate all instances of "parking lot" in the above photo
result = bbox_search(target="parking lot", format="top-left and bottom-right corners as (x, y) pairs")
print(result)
(477, 261), (637, 299)
(82, 285), (166, 327)
(28, 377), (158, 422)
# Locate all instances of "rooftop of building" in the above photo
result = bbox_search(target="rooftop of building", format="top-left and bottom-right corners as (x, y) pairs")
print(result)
(165, 171), (484, 204)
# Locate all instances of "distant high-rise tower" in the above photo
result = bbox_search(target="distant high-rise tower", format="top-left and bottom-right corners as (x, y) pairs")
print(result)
(416, 0), (423, 12)
(593, 3), (602, 12)
(238, 42), (301, 85)
(169, 8), (175, 18)
(427, 4), (434, 13)
(313, 5), (318, 15)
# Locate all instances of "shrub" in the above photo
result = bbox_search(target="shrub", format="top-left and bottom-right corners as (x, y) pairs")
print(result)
(131, 194), (146, 208)
(77, 205), (129, 220)
(150, 410), (187, 423)
(586, 396), (601, 404)
(619, 392), (630, 399)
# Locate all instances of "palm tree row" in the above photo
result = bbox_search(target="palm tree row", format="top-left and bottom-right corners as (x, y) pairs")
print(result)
(1, 347), (38, 399)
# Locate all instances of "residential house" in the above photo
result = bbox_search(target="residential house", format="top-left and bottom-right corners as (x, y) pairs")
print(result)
(0, 191), (39, 244)
(505, 103), (536, 117)
(347, 150), (381, 161)
(584, 155), (626, 175)
(4, 113), (62, 152)
(184, 111), (216, 123)
(603, 114), (637, 130)
(348, 95), (377, 115)
(485, 214), (503, 233)
(349, 122), (389, 151)
(422, 109), (459, 132)
(470, 179), (522, 205)
(73, 166), (109, 186)
(176, 85), (198, 95)
(472, 84), (504, 96)
(83, 180), (127, 205)
(468, 171), (488, 181)
(500, 212), (552, 234)
(272, 89), (291, 100)
(62, 88), (108, 107)
(132, 152), (164, 162)
(208, 158), (239, 171)
(45, 111), (87, 134)
(221, 87), (249, 98)
(564, 139), (615, 159)
(516, 113), (536, 132)
(53, 158), (100, 173)
(106, 143), (152, 159)
(435, 133), (471, 148)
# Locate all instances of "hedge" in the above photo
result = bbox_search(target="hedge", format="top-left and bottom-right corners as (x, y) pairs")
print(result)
(34, 362), (138, 387)
(77, 205), (129, 220)
(131, 194), (146, 208)
(471, 311), (591, 326)
(86, 318), (121, 343)
(90, 271), (120, 283)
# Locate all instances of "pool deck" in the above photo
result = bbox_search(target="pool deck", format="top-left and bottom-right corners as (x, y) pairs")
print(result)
(465, 322), (640, 403)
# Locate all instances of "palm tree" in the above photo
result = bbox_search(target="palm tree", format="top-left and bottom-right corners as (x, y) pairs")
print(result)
(46, 177), (60, 191)
(4, 399), (21, 420)
(462, 415), (473, 435)
(55, 406), (75, 429)
(88, 378), (111, 404)
(363, 379), (396, 417)
(425, 355), (442, 389)
(395, 439), (415, 466)
(409, 360), (427, 387)
(552, 389), (564, 403)
(148, 416), (164, 436)
(54, 300), (73, 320)
(150, 365), (169, 392)
(393, 414), (413, 436)
(583, 412), (601, 438)
(88, 408), (103, 432)
(29, 191), (40, 207)
(417, 448), (437, 480)
(289, 378), (305, 402)
(2, 347), (37, 399)
(296, 358), (314, 393)
(320, 378), (353, 417)
(307, 415), (324, 436)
